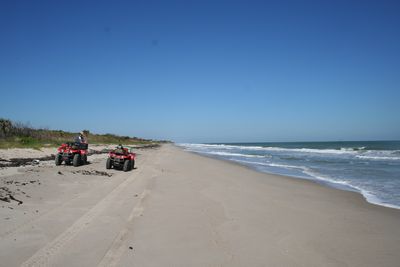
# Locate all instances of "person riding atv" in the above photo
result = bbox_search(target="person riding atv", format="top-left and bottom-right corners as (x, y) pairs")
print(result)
(75, 131), (87, 144)
(55, 131), (88, 167)
(106, 144), (136, 171)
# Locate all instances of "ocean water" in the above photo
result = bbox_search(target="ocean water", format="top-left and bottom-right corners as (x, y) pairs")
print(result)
(179, 141), (400, 209)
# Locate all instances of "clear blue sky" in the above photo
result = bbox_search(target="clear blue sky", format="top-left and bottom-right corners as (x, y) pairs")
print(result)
(1, 0), (399, 143)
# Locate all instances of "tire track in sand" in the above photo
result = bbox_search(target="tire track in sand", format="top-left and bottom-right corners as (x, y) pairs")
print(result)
(20, 166), (146, 267)
(97, 189), (149, 267)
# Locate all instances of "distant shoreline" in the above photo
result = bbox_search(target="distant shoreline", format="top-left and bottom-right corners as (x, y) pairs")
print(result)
(178, 141), (400, 210)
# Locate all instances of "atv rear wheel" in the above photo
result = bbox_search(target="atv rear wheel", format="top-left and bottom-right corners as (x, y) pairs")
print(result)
(106, 158), (112, 169)
(123, 159), (131, 172)
(55, 154), (62, 166)
(73, 154), (81, 167)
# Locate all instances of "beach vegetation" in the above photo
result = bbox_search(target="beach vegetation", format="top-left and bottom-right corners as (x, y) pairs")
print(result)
(0, 118), (167, 149)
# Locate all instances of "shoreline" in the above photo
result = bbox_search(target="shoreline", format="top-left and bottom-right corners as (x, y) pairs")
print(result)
(178, 144), (400, 211)
(179, 145), (400, 212)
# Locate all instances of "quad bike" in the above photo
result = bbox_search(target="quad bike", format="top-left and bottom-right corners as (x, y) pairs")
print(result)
(106, 147), (136, 172)
(55, 142), (88, 167)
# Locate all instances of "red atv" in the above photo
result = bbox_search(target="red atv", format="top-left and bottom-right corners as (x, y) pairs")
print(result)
(55, 142), (88, 167)
(106, 146), (135, 171)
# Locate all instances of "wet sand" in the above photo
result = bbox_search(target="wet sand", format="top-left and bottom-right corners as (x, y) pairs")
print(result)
(1, 144), (399, 266)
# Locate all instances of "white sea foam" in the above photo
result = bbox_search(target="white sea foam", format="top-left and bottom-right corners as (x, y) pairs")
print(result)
(340, 146), (366, 151)
(344, 184), (400, 210)
(355, 150), (400, 160)
(178, 143), (241, 150)
(203, 151), (267, 158)
(265, 162), (308, 170)
(179, 143), (362, 155)
(232, 159), (353, 187)
(355, 155), (400, 160)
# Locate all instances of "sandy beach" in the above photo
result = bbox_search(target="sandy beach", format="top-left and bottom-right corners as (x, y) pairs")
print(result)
(1, 144), (399, 266)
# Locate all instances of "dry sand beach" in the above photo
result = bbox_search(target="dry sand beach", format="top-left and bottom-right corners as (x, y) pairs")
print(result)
(1, 144), (400, 266)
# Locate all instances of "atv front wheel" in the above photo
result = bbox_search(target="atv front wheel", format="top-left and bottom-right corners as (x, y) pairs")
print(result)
(131, 159), (135, 169)
(81, 154), (87, 165)
(106, 158), (112, 169)
(123, 159), (131, 172)
(55, 154), (62, 166)
(73, 154), (81, 167)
